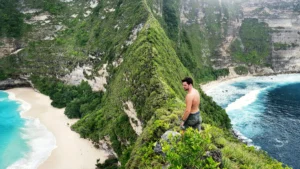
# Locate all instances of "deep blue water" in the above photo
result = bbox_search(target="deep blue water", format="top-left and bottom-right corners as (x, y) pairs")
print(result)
(252, 83), (300, 168)
(206, 74), (300, 169)
(0, 91), (29, 169)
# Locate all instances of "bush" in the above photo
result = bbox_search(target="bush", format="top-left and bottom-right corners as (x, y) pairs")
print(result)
(31, 76), (103, 118)
(234, 66), (248, 75)
(96, 158), (119, 169)
(162, 128), (219, 169)
(0, 0), (27, 38)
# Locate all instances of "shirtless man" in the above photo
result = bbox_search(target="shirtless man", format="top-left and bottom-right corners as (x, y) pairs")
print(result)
(180, 77), (201, 131)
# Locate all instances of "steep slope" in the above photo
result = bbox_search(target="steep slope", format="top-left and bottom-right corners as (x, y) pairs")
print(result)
(0, 0), (294, 168)
(148, 0), (231, 82)
(72, 3), (231, 167)
(216, 0), (300, 75)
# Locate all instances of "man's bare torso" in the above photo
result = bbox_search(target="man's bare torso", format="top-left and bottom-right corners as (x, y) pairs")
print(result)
(187, 88), (200, 114)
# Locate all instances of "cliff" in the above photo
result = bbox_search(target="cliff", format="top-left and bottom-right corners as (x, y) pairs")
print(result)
(0, 0), (295, 168)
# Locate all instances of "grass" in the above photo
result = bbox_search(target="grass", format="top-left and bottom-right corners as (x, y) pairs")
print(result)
(0, 0), (293, 168)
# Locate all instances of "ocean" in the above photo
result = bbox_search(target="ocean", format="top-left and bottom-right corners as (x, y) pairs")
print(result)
(205, 74), (300, 169)
(0, 91), (56, 169)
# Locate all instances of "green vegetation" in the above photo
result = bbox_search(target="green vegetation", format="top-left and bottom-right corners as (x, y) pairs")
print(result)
(200, 90), (231, 129)
(203, 0), (223, 54)
(0, 70), (7, 80)
(274, 42), (299, 51)
(96, 158), (118, 169)
(0, 0), (292, 168)
(162, 0), (180, 41)
(205, 125), (291, 169)
(72, 15), (231, 168)
(161, 125), (291, 169)
(22, 0), (66, 15)
(31, 76), (103, 118)
(148, 0), (231, 83)
(231, 18), (271, 65)
(162, 128), (219, 169)
(234, 66), (248, 75)
(0, 55), (19, 80)
(0, 0), (30, 38)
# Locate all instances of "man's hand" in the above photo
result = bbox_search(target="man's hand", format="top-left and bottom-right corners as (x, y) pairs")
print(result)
(180, 121), (184, 126)
(180, 121), (185, 130)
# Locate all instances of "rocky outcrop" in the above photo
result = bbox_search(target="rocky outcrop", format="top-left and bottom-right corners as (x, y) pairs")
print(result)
(0, 78), (31, 90)
(205, 150), (222, 166)
(123, 101), (143, 136)
(61, 64), (109, 92)
(154, 131), (181, 156)
(0, 38), (23, 58)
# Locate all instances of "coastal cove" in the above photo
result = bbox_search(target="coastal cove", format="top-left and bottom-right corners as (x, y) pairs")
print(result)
(0, 88), (109, 169)
(202, 74), (300, 169)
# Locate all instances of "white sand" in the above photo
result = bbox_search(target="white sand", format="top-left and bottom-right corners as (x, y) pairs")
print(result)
(7, 88), (109, 169)
(200, 75), (252, 93)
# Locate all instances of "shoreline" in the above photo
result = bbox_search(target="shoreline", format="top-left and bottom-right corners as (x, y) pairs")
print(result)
(201, 73), (300, 149)
(200, 71), (300, 93)
(5, 88), (109, 169)
(200, 75), (252, 93)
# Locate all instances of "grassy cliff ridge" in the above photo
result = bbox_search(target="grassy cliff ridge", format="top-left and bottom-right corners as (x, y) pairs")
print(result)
(73, 1), (288, 168)
(0, 0), (292, 168)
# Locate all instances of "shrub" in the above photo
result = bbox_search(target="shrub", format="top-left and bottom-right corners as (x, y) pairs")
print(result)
(234, 66), (248, 75)
(162, 128), (219, 169)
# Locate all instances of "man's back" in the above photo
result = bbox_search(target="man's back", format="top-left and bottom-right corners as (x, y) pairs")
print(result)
(189, 88), (200, 114)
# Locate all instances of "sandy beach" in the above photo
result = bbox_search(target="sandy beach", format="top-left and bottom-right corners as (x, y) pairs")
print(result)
(6, 88), (109, 169)
(200, 75), (252, 93)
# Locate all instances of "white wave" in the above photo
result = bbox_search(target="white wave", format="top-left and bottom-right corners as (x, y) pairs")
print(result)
(3, 91), (57, 169)
(233, 129), (261, 149)
(233, 129), (261, 150)
(5, 91), (32, 117)
(274, 138), (288, 148)
(205, 74), (300, 150)
(7, 119), (57, 169)
(7, 91), (16, 100)
(206, 74), (300, 100)
(226, 89), (261, 111)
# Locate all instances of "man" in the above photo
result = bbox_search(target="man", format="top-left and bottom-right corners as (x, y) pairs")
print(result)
(180, 77), (201, 131)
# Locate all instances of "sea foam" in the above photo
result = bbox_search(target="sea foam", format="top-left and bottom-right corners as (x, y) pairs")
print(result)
(4, 91), (57, 169)
(205, 74), (300, 148)
(226, 89), (261, 111)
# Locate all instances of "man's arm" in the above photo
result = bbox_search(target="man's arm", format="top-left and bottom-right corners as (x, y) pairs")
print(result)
(182, 94), (193, 121)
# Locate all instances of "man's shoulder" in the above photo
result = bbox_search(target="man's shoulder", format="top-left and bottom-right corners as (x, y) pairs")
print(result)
(192, 88), (200, 95)
(185, 93), (193, 99)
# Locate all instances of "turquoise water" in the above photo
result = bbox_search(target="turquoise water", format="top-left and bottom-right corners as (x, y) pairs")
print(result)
(0, 91), (30, 169)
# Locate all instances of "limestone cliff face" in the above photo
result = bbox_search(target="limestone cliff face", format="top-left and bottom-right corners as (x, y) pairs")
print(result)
(241, 0), (300, 73)
(0, 1), (295, 168)
(2, 0), (300, 84)
(214, 0), (300, 74)
(155, 0), (300, 75)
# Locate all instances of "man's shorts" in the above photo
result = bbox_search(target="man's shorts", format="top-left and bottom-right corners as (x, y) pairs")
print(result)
(183, 111), (201, 131)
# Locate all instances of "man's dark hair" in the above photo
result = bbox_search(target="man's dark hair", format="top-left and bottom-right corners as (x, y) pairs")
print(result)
(182, 77), (193, 85)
